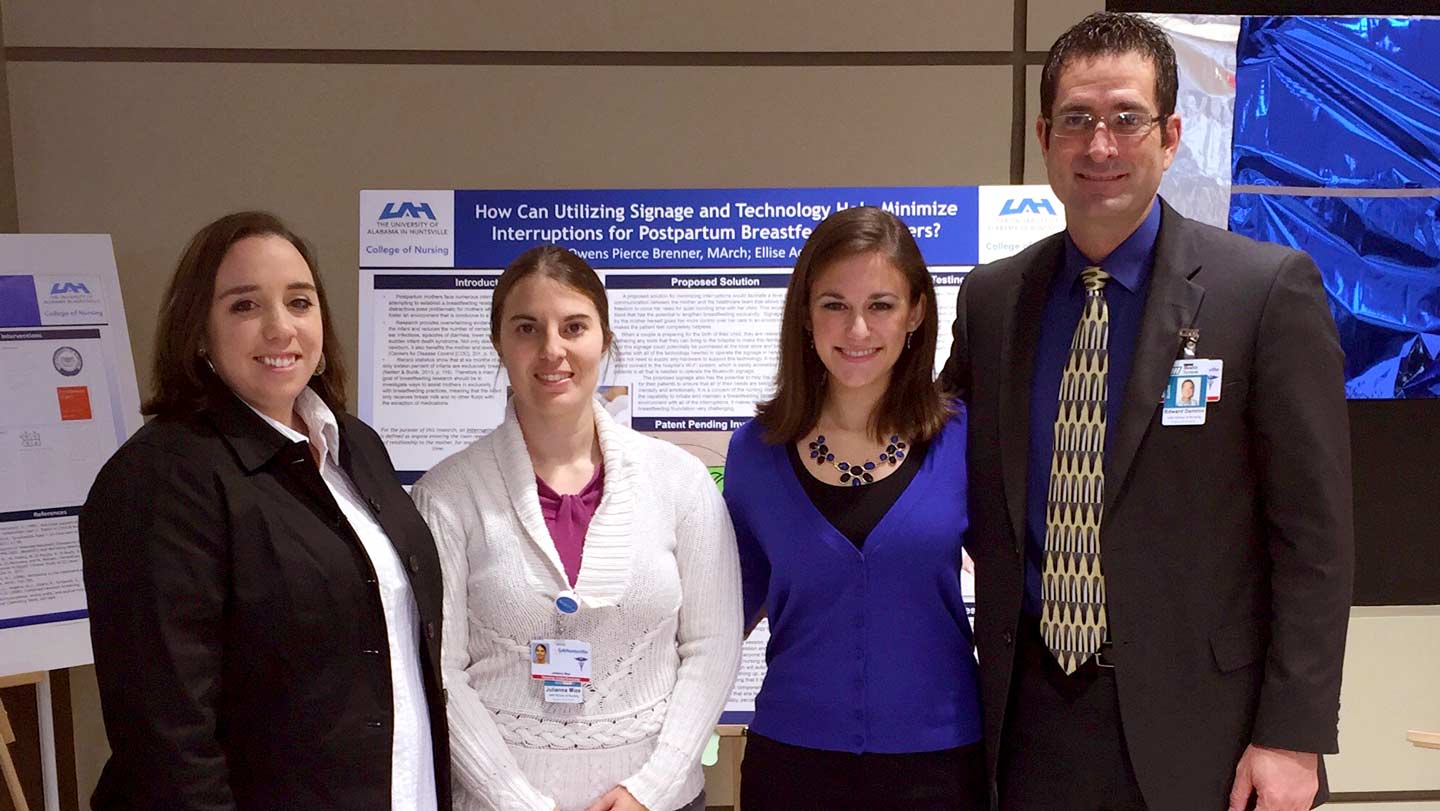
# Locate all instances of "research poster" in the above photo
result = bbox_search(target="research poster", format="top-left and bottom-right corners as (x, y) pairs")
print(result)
(0, 236), (144, 676)
(359, 186), (1064, 720)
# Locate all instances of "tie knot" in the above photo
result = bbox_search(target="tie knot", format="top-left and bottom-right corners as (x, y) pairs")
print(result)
(1081, 266), (1111, 293)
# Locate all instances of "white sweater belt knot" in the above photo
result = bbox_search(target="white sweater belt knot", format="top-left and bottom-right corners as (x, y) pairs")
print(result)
(495, 700), (669, 751)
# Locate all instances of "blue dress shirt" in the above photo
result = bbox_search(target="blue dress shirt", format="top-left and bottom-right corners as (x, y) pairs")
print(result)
(1022, 198), (1162, 615)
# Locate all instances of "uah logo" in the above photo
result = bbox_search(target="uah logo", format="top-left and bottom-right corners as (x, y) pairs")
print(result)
(50, 282), (92, 295)
(999, 198), (1056, 216)
(379, 201), (437, 221)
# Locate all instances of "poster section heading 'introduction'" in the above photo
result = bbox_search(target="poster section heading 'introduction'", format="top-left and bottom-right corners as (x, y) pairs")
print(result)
(0, 235), (144, 677)
(358, 186), (1065, 720)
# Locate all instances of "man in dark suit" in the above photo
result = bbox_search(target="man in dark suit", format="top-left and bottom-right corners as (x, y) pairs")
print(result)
(941, 12), (1353, 811)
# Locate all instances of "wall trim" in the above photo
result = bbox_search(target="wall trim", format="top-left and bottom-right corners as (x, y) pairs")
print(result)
(0, 9), (20, 232)
(1330, 791), (1440, 802)
(5, 46), (1054, 67)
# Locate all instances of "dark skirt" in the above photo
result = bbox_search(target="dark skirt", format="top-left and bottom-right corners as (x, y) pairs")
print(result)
(740, 732), (988, 811)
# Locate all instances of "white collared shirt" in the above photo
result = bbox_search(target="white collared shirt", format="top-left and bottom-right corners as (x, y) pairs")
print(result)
(248, 389), (436, 811)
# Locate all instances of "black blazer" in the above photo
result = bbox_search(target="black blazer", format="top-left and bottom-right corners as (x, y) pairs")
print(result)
(80, 391), (451, 810)
(942, 201), (1354, 810)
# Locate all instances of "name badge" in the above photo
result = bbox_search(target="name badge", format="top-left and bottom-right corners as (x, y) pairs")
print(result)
(1199, 358), (1224, 402)
(530, 639), (592, 704)
(1162, 360), (1210, 425)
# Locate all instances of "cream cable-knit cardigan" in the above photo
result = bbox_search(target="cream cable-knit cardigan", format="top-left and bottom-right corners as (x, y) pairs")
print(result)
(412, 399), (742, 811)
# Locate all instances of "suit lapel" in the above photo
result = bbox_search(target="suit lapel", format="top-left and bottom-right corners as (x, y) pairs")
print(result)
(1104, 203), (1206, 519)
(206, 392), (342, 520)
(1000, 236), (1065, 554)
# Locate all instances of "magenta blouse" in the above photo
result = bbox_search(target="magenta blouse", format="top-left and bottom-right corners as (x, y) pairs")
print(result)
(535, 465), (604, 587)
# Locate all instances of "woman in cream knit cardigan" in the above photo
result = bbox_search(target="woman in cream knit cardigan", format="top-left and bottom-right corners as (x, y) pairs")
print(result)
(412, 245), (742, 811)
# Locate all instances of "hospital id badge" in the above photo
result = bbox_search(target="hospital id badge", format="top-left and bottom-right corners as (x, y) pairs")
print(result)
(1198, 358), (1224, 402)
(530, 639), (591, 704)
(1162, 360), (1209, 426)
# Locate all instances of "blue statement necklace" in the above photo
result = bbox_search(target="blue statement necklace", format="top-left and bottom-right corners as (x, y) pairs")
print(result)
(808, 433), (909, 486)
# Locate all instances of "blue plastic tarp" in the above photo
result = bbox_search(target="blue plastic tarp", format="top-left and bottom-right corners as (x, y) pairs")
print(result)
(1230, 16), (1440, 398)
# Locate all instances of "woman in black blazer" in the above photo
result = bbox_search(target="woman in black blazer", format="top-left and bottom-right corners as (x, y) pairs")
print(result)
(79, 211), (449, 810)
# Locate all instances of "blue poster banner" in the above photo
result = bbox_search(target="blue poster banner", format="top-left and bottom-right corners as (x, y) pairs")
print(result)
(0, 275), (42, 328)
(453, 187), (979, 269)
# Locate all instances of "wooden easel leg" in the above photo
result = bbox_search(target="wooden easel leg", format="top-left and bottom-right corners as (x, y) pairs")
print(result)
(0, 696), (33, 811)
(732, 731), (745, 811)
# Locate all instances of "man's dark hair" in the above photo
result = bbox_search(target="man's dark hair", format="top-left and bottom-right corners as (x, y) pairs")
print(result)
(1040, 12), (1179, 124)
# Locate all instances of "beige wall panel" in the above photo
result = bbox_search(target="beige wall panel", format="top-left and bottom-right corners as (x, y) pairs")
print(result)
(1328, 607), (1440, 793)
(1024, 64), (1048, 185)
(4, 1), (1012, 53)
(1027, 0), (1103, 53)
(9, 61), (1009, 408)
(68, 665), (107, 803)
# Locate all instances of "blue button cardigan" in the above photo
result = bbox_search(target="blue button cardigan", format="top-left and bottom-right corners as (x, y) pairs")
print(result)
(723, 408), (982, 754)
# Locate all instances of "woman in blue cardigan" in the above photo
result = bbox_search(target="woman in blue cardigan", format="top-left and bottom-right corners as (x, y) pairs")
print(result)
(724, 206), (984, 810)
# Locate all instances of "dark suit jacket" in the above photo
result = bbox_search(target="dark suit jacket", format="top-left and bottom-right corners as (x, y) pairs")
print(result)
(942, 200), (1354, 809)
(80, 391), (451, 810)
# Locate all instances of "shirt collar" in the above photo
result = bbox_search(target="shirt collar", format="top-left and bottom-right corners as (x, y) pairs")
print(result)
(243, 387), (341, 468)
(1060, 196), (1162, 294)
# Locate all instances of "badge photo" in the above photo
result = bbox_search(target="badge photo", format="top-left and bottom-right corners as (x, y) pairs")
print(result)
(1169, 375), (1205, 408)
(1161, 363), (1209, 426)
(529, 639), (592, 684)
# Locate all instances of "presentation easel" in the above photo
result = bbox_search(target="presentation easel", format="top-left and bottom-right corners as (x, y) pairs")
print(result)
(0, 234), (146, 811)
(716, 724), (746, 811)
(0, 671), (42, 811)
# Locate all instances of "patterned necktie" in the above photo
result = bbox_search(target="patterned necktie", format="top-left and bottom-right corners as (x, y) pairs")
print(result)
(1041, 265), (1111, 674)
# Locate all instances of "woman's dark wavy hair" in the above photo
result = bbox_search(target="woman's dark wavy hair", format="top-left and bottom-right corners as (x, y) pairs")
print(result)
(755, 206), (951, 445)
(142, 211), (347, 418)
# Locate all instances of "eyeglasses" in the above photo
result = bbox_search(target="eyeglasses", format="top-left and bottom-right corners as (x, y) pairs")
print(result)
(1047, 111), (1164, 139)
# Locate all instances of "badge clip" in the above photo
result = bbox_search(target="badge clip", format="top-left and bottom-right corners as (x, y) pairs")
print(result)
(1178, 328), (1200, 359)
(555, 590), (579, 615)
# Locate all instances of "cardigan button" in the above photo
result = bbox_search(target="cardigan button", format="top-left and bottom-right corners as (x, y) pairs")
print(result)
(408, 554), (421, 574)
(425, 622), (436, 640)
(1003, 631), (1014, 646)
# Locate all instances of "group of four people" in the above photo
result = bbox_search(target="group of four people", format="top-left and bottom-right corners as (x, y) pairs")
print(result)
(77, 12), (1352, 811)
